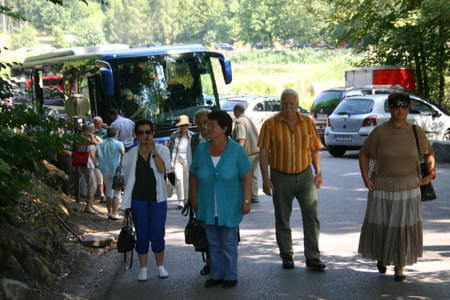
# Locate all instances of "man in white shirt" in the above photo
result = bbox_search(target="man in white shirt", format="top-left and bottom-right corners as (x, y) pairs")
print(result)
(109, 108), (135, 152)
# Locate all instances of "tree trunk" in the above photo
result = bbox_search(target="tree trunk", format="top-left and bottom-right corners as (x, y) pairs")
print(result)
(437, 24), (445, 105)
(419, 43), (429, 99)
(414, 47), (423, 95)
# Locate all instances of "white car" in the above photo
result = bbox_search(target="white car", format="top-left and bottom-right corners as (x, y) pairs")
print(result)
(220, 95), (309, 132)
(324, 94), (450, 157)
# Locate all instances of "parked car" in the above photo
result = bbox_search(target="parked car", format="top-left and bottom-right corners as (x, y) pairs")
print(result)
(215, 43), (234, 51)
(220, 95), (309, 132)
(310, 85), (428, 143)
(324, 94), (450, 157)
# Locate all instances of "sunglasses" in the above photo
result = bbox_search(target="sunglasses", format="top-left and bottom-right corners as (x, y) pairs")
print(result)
(137, 130), (152, 135)
(390, 102), (409, 109)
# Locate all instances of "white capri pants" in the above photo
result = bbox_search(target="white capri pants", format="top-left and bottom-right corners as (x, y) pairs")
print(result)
(103, 172), (122, 199)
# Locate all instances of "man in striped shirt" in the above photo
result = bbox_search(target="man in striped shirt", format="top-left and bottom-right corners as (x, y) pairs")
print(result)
(258, 88), (326, 271)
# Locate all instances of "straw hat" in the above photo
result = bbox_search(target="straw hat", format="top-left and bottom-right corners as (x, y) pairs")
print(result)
(176, 115), (192, 127)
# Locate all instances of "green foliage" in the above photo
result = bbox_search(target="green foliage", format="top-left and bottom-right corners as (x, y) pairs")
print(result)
(10, 24), (37, 50)
(0, 103), (79, 207)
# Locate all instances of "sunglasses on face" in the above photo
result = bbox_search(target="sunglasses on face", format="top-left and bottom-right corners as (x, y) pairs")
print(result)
(390, 102), (409, 109)
(137, 130), (152, 135)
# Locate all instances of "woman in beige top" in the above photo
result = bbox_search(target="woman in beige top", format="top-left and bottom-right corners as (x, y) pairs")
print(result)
(358, 92), (436, 281)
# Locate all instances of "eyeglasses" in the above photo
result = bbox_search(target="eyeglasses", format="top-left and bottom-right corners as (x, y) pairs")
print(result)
(390, 102), (409, 109)
(137, 130), (152, 135)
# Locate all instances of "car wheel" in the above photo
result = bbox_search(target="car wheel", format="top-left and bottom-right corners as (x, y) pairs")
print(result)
(328, 146), (346, 157)
(443, 130), (450, 141)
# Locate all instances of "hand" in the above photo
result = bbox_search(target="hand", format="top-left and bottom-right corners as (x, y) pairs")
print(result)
(314, 173), (323, 189)
(363, 176), (375, 191)
(191, 199), (197, 211)
(241, 202), (251, 215)
(124, 208), (130, 216)
(420, 175), (432, 186)
(262, 177), (273, 196)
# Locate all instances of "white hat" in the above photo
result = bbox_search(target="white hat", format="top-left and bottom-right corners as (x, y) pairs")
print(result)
(176, 115), (192, 127)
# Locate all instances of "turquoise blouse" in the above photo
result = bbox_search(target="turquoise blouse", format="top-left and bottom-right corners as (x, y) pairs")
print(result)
(190, 137), (251, 227)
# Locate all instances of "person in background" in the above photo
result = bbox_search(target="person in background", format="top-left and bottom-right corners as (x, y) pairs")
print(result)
(258, 88), (326, 272)
(121, 119), (171, 281)
(78, 124), (98, 214)
(358, 92), (436, 281)
(168, 115), (193, 209)
(121, 88), (145, 121)
(109, 108), (135, 152)
(233, 104), (260, 203)
(93, 116), (107, 139)
(189, 110), (251, 289)
(96, 127), (125, 220)
(189, 108), (211, 276)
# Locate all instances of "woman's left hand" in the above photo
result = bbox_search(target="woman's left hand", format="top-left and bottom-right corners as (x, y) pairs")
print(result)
(420, 175), (432, 186)
(241, 203), (251, 215)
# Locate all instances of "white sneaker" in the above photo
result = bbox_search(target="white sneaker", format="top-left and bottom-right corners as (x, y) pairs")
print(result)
(138, 267), (148, 281)
(158, 265), (168, 278)
(109, 214), (123, 220)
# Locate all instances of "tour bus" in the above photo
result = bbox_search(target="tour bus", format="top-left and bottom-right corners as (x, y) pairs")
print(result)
(15, 44), (232, 141)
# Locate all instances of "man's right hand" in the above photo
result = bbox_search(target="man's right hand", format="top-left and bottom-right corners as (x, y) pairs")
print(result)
(262, 177), (274, 196)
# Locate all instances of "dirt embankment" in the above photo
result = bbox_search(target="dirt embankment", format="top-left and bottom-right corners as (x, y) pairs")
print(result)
(0, 172), (123, 300)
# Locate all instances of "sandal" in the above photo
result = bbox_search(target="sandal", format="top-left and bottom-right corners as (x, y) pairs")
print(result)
(394, 267), (406, 282)
(84, 208), (96, 214)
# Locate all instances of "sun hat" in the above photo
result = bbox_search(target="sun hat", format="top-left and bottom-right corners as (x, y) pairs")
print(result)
(176, 115), (192, 127)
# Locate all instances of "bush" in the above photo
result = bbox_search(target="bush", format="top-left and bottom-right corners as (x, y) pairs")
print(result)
(10, 24), (38, 50)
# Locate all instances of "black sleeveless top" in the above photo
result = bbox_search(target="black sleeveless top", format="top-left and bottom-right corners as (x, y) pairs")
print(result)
(132, 153), (157, 201)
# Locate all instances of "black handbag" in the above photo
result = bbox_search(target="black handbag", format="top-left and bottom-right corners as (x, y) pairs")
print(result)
(412, 125), (437, 202)
(182, 201), (208, 253)
(117, 214), (135, 269)
(112, 171), (125, 191)
(167, 171), (176, 186)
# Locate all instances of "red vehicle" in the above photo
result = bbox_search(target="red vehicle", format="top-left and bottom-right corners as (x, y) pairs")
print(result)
(25, 75), (65, 91)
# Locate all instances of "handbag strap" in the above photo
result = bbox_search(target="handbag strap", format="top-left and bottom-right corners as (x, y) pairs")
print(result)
(123, 212), (134, 270)
(412, 125), (422, 161)
(181, 200), (195, 220)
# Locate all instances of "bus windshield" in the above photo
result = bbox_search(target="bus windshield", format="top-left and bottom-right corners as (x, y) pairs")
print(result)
(113, 52), (217, 126)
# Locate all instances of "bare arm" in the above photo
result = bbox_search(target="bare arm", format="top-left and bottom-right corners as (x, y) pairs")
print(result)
(117, 149), (125, 172)
(241, 170), (252, 214)
(420, 153), (436, 186)
(260, 148), (273, 196)
(188, 171), (198, 210)
(237, 139), (246, 147)
(311, 150), (323, 189)
(359, 147), (374, 191)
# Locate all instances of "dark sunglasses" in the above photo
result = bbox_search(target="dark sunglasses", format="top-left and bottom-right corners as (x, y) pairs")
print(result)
(137, 130), (152, 135)
(390, 102), (409, 109)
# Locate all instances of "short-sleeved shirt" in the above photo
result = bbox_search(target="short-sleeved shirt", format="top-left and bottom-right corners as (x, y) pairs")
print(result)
(258, 112), (322, 174)
(362, 122), (433, 192)
(96, 138), (125, 173)
(190, 137), (251, 227)
(110, 116), (135, 148)
(95, 128), (107, 139)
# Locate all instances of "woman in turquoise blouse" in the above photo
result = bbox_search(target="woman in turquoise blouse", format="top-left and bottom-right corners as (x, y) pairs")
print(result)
(189, 110), (251, 289)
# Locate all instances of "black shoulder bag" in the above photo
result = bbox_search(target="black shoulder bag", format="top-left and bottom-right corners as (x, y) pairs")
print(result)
(117, 213), (135, 269)
(182, 201), (209, 253)
(412, 125), (437, 202)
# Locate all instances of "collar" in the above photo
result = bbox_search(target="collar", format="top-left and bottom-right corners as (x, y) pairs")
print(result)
(274, 112), (305, 123)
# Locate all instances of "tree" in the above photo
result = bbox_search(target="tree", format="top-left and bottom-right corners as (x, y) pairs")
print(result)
(325, 0), (449, 105)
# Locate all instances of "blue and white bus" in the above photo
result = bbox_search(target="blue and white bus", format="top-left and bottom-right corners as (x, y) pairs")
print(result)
(16, 44), (232, 141)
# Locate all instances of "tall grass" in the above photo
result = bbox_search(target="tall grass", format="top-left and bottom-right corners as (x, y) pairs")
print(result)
(216, 49), (362, 109)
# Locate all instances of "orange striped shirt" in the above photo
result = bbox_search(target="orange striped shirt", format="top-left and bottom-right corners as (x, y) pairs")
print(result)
(258, 112), (322, 174)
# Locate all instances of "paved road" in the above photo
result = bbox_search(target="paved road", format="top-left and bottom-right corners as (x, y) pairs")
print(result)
(105, 151), (450, 300)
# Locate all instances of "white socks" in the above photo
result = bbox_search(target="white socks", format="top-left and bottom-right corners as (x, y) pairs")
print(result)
(158, 265), (169, 278)
(137, 266), (168, 280)
(138, 267), (148, 281)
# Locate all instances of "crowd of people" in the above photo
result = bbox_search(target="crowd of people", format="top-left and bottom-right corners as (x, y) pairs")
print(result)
(53, 89), (436, 287)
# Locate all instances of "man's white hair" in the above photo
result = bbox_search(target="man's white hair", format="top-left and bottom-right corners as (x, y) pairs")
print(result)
(280, 88), (299, 102)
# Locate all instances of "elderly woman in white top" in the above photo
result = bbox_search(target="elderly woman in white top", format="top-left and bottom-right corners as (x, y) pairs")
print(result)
(168, 115), (193, 208)
(121, 119), (171, 281)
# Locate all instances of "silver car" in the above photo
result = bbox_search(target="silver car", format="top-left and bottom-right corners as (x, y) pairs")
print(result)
(324, 94), (450, 157)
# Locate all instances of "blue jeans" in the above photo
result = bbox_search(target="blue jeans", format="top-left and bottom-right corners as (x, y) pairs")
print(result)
(204, 223), (239, 280)
(131, 200), (167, 254)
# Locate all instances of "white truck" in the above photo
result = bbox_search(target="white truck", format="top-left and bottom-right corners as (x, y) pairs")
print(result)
(345, 66), (415, 90)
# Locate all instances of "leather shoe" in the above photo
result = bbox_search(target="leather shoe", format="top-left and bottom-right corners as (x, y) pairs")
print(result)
(200, 264), (210, 276)
(306, 258), (326, 272)
(377, 261), (387, 274)
(282, 255), (294, 269)
(205, 279), (223, 288)
(223, 280), (237, 288)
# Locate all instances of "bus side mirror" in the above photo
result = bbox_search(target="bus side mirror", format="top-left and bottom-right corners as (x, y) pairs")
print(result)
(219, 58), (232, 84)
(99, 68), (114, 96)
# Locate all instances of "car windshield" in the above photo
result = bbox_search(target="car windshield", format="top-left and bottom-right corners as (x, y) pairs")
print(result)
(311, 91), (343, 114)
(221, 100), (248, 111)
(334, 99), (375, 115)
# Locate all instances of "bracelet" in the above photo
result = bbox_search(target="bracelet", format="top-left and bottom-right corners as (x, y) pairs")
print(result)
(429, 172), (436, 180)
(316, 171), (322, 176)
(243, 199), (251, 204)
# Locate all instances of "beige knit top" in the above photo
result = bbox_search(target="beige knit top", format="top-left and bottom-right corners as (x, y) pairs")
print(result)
(362, 122), (433, 192)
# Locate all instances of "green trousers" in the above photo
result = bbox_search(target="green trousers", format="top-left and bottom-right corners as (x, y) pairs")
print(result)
(271, 166), (321, 260)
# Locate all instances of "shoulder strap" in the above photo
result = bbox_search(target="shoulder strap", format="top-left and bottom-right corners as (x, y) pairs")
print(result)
(412, 125), (421, 160)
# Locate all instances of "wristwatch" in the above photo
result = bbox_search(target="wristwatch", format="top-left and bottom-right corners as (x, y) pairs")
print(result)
(244, 199), (251, 204)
